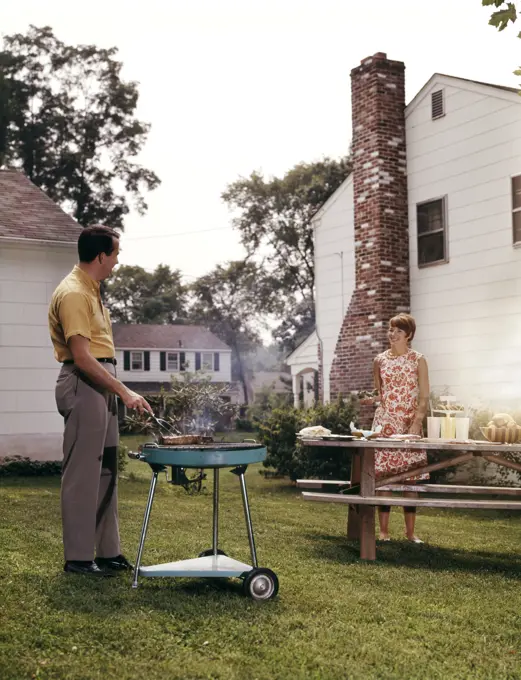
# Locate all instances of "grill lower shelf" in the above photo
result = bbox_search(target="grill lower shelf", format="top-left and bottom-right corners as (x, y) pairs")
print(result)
(138, 555), (253, 578)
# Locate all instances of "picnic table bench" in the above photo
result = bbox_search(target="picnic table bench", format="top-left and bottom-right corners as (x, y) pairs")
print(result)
(298, 438), (521, 560)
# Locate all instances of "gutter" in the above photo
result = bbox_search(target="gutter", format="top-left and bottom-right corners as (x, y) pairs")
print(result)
(0, 236), (77, 248)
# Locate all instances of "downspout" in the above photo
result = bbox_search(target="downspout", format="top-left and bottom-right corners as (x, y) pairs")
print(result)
(313, 219), (325, 402)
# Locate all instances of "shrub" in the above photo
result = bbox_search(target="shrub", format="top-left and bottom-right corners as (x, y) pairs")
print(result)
(118, 443), (129, 474)
(235, 417), (255, 432)
(0, 446), (129, 477)
(0, 456), (62, 477)
(257, 396), (358, 480)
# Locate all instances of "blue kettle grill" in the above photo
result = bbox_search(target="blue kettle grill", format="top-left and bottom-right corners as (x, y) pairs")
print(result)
(130, 439), (279, 601)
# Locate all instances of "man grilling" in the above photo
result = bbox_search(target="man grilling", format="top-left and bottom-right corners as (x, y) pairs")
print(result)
(48, 225), (153, 576)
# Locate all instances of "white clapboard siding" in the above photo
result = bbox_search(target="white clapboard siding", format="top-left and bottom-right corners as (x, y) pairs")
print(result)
(0, 241), (76, 458)
(407, 77), (521, 405)
(314, 175), (356, 402)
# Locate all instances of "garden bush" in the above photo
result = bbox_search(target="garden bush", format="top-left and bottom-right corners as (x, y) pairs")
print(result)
(0, 456), (62, 477)
(257, 396), (358, 480)
(0, 443), (130, 477)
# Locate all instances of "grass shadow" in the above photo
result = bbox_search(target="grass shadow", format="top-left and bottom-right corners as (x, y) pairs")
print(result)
(301, 531), (521, 579)
(11, 570), (283, 619)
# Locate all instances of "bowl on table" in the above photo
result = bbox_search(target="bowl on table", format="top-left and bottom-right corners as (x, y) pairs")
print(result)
(480, 426), (521, 444)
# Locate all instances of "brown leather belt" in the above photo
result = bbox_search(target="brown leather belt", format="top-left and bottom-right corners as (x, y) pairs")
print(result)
(62, 357), (117, 366)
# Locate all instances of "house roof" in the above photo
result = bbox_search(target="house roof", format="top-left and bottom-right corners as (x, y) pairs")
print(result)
(112, 324), (231, 351)
(285, 329), (319, 364)
(0, 169), (82, 243)
(435, 73), (518, 95)
(311, 174), (353, 223)
(406, 73), (520, 117)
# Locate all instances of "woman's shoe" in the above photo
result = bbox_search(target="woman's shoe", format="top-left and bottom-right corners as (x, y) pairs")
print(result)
(406, 536), (424, 544)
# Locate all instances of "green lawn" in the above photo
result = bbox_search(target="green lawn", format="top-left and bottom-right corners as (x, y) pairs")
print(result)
(2, 454), (521, 679)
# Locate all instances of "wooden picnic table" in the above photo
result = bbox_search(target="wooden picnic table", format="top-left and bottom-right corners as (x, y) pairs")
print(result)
(299, 438), (521, 561)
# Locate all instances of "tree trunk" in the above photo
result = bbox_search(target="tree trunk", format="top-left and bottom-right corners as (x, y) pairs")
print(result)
(233, 343), (249, 405)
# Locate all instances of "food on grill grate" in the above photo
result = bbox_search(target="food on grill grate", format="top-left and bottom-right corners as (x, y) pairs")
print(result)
(159, 434), (214, 445)
(146, 441), (264, 451)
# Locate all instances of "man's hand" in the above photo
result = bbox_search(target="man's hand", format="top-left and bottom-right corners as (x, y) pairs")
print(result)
(121, 388), (153, 415)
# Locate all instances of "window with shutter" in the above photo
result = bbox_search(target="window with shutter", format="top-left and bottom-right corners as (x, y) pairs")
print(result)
(167, 352), (179, 370)
(431, 90), (444, 120)
(131, 351), (143, 371)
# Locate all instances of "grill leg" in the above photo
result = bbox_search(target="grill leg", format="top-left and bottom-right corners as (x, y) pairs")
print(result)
(132, 470), (160, 589)
(212, 468), (219, 556)
(237, 469), (258, 568)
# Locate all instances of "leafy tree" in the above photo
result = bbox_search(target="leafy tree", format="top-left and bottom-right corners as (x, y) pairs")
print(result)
(484, 0), (519, 32)
(483, 1), (521, 84)
(0, 25), (159, 227)
(189, 261), (262, 404)
(222, 156), (351, 352)
(104, 264), (187, 324)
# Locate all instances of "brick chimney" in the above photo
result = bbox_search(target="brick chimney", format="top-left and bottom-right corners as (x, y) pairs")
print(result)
(328, 53), (410, 409)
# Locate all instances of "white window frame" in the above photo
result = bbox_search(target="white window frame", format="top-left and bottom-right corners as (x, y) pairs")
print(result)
(416, 196), (449, 268)
(202, 352), (213, 370)
(512, 175), (521, 245)
(131, 351), (144, 371)
(167, 352), (179, 371)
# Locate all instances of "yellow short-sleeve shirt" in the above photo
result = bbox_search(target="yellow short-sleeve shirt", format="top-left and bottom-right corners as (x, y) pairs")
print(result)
(48, 265), (115, 362)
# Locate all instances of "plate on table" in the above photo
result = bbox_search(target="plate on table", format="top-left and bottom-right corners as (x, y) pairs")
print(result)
(421, 438), (473, 444)
(321, 434), (356, 441)
(388, 434), (422, 441)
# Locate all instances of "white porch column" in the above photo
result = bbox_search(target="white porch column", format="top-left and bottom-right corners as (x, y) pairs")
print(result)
(292, 374), (299, 408)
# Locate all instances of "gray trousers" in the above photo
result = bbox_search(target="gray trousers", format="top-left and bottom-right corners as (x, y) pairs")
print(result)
(55, 363), (120, 561)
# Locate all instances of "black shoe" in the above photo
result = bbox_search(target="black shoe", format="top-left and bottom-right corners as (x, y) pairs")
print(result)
(64, 560), (114, 577)
(95, 554), (134, 571)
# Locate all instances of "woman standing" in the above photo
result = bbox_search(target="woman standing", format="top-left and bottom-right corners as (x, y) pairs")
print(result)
(371, 313), (430, 543)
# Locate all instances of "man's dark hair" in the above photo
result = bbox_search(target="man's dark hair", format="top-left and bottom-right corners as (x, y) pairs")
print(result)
(78, 225), (120, 263)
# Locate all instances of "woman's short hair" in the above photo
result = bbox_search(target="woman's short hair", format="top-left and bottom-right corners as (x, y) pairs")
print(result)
(78, 225), (120, 263)
(389, 313), (416, 341)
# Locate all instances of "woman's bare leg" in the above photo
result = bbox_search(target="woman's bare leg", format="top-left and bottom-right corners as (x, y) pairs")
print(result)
(403, 489), (422, 542)
(376, 490), (391, 539)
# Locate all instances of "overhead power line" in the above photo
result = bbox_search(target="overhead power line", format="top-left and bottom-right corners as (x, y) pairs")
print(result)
(125, 225), (234, 241)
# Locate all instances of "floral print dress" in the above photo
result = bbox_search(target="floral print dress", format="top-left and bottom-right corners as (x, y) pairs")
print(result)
(372, 349), (429, 481)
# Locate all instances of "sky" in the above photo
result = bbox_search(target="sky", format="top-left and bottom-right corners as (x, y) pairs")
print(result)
(2, 0), (521, 284)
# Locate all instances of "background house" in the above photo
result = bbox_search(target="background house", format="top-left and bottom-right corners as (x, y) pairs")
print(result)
(289, 52), (521, 411)
(112, 324), (236, 418)
(0, 170), (81, 461)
